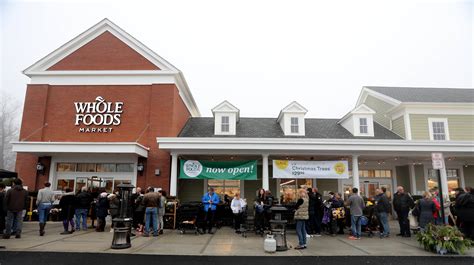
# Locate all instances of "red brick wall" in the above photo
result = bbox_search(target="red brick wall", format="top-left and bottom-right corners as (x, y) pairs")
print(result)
(47, 31), (159, 71)
(15, 83), (191, 192)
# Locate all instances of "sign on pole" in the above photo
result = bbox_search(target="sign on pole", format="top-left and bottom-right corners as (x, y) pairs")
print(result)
(431, 153), (444, 169)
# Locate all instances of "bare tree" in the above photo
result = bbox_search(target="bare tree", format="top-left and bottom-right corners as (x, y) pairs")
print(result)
(0, 92), (20, 171)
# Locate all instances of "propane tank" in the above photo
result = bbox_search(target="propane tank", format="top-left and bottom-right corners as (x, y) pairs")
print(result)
(264, 234), (277, 253)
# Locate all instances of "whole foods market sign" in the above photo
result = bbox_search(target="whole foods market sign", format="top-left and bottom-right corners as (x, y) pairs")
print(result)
(74, 96), (124, 133)
(273, 160), (349, 179)
(180, 160), (257, 180)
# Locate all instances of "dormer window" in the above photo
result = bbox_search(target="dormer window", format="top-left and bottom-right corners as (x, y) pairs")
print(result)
(338, 104), (375, 137)
(221, 116), (230, 132)
(359, 118), (368, 134)
(290, 117), (299, 133)
(277, 101), (308, 136)
(212, 100), (239, 136)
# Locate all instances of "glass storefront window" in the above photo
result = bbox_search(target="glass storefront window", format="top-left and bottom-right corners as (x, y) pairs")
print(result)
(427, 169), (459, 192)
(207, 179), (240, 198)
(77, 163), (96, 172)
(117, 163), (134, 172)
(279, 179), (312, 203)
(97, 163), (117, 172)
(113, 180), (131, 191)
(57, 163), (76, 172)
(56, 179), (75, 191)
(351, 170), (392, 178)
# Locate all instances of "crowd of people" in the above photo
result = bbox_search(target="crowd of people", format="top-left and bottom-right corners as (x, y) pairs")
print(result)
(0, 178), (473, 248)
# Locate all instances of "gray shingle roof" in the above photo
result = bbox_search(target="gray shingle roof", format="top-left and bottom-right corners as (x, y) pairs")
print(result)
(366, 86), (474, 103)
(178, 117), (402, 139)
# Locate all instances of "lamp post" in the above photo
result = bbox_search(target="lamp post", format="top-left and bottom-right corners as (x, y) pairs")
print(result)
(111, 183), (135, 249)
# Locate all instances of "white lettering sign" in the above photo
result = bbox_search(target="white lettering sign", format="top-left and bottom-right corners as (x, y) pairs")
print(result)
(431, 153), (444, 169)
(273, 160), (349, 179)
(75, 96), (123, 133)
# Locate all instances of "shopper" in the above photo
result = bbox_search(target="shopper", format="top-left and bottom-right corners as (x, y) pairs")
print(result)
(59, 188), (76, 235)
(201, 187), (220, 234)
(306, 188), (317, 236)
(36, 182), (55, 236)
(230, 193), (247, 233)
(263, 190), (275, 230)
(3, 178), (28, 239)
(0, 183), (6, 234)
(133, 189), (145, 233)
(416, 191), (436, 230)
(89, 188), (99, 229)
(347, 187), (365, 240)
(95, 191), (109, 232)
(322, 191), (344, 236)
(374, 188), (390, 238)
(254, 188), (266, 234)
(108, 193), (120, 231)
(158, 190), (167, 234)
(393, 186), (414, 237)
(294, 189), (309, 250)
(75, 187), (92, 231)
(312, 187), (323, 236)
(143, 187), (160, 237)
(455, 187), (474, 240)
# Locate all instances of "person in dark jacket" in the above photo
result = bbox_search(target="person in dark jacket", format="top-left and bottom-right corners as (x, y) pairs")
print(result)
(254, 188), (266, 234)
(89, 188), (99, 229)
(455, 187), (474, 240)
(416, 191), (436, 230)
(95, 191), (110, 232)
(393, 186), (414, 237)
(0, 183), (6, 235)
(132, 187), (144, 232)
(75, 187), (92, 231)
(375, 188), (391, 237)
(108, 193), (120, 231)
(3, 178), (28, 239)
(59, 188), (76, 234)
(313, 187), (323, 236)
(306, 188), (317, 235)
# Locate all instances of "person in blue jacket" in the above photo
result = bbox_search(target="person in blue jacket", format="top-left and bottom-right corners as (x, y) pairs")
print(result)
(202, 187), (220, 234)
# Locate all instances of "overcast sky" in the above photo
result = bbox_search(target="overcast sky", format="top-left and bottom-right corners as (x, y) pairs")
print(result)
(0, 0), (472, 118)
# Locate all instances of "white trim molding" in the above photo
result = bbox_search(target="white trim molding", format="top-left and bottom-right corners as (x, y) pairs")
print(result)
(157, 137), (474, 156)
(428, 117), (450, 141)
(12, 141), (149, 157)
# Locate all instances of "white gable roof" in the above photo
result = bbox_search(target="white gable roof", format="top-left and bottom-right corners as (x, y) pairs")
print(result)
(212, 100), (239, 113)
(277, 101), (308, 122)
(338, 104), (376, 124)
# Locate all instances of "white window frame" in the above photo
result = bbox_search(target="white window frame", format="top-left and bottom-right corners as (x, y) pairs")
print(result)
(428, 118), (450, 141)
(290, 117), (299, 133)
(221, 116), (230, 133)
(359, 117), (368, 134)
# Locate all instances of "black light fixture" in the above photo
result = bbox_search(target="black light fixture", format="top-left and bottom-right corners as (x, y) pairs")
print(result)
(36, 162), (45, 175)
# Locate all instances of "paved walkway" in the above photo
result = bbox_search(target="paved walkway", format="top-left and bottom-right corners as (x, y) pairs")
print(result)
(1, 221), (473, 257)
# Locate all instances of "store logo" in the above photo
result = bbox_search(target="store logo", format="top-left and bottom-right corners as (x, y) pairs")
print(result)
(274, 160), (289, 170)
(183, 160), (203, 177)
(74, 96), (124, 133)
(334, 162), (346, 175)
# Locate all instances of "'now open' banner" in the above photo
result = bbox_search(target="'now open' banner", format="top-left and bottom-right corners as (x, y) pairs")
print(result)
(179, 160), (257, 180)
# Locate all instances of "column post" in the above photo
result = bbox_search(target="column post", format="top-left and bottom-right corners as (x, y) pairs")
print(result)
(352, 155), (360, 193)
(439, 156), (449, 200)
(262, 154), (269, 191)
(170, 152), (179, 197)
(409, 164), (417, 195)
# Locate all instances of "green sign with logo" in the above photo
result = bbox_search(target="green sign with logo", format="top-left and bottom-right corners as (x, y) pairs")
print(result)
(179, 160), (257, 180)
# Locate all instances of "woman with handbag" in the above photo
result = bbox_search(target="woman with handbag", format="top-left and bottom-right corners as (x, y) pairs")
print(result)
(417, 191), (436, 230)
(294, 189), (309, 250)
(325, 192), (344, 236)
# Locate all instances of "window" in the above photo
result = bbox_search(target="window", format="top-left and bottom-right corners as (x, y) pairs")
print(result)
(57, 163), (76, 172)
(96, 163), (117, 172)
(351, 169), (392, 178)
(208, 179), (240, 198)
(116, 163), (134, 172)
(359, 118), (368, 134)
(428, 118), (449, 141)
(428, 169), (459, 192)
(290, 117), (299, 133)
(221, 116), (230, 132)
(77, 163), (96, 172)
(280, 179), (312, 203)
(56, 179), (75, 191)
